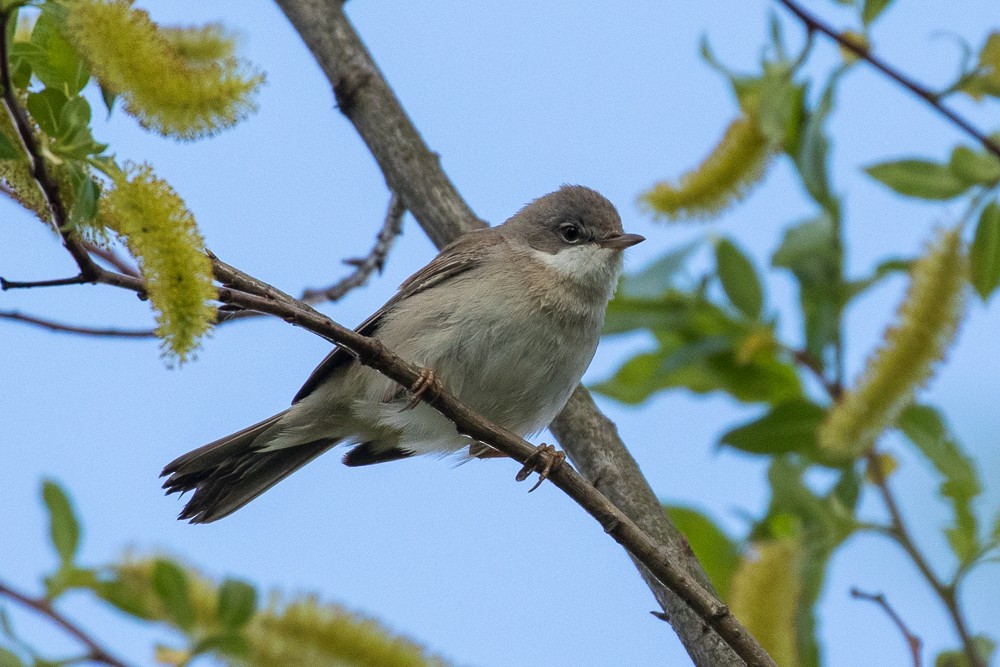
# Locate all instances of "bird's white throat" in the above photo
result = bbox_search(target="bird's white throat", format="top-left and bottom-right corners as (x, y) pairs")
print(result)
(529, 244), (623, 293)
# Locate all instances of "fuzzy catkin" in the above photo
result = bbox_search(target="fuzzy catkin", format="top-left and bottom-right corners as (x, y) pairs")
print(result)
(642, 116), (773, 221)
(820, 227), (967, 458)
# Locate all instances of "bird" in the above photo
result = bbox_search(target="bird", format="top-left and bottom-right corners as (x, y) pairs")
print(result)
(162, 185), (644, 523)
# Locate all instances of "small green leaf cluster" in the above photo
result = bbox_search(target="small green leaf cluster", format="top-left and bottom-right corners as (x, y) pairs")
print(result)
(0, 0), (266, 360)
(602, 3), (1000, 664)
(0, 481), (450, 667)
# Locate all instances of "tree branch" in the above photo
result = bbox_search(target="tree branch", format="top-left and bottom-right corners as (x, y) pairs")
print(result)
(775, 0), (1000, 160)
(0, 27), (773, 658)
(0, 580), (132, 667)
(300, 192), (405, 303)
(271, 2), (746, 665)
(204, 252), (776, 667)
(865, 451), (984, 667)
(849, 587), (922, 667)
(0, 310), (155, 337)
(82, 241), (140, 277)
(0, 10), (101, 283)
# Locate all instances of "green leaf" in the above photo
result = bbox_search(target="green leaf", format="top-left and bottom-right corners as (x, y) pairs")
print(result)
(934, 636), (996, 667)
(862, 0), (893, 25)
(755, 69), (804, 148)
(0, 647), (24, 667)
(596, 297), (801, 406)
(67, 168), (100, 228)
(715, 237), (764, 319)
(792, 75), (840, 212)
(970, 201), (1000, 301)
(865, 159), (970, 200)
(0, 133), (21, 160)
(26, 88), (68, 138)
(772, 214), (841, 366)
(152, 559), (196, 631)
(843, 256), (912, 301)
(720, 400), (825, 457)
(99, 85), (117, 117)
(898, 405), (982, 565)
(949, 147), (1000, 185)
(957, 33), (1000, 100)
(216, 579), (257, 630)
(41, 480), (80, 566)
(617, 240), (700, 299)
(594, 339), (801, 405)
(193, 633), (250, 658)
(665, 505), (741, 600)
(28, 7), (89, 93)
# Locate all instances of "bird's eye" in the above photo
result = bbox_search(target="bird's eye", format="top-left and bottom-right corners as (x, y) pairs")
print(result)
(559, 223), (583, 243)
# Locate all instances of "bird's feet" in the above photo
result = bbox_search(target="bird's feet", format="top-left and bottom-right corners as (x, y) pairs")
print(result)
(515, 443), (566, 492)
(403, 367), (443, 410)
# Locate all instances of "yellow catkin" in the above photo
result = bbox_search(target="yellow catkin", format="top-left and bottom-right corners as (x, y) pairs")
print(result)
(642, 116), (773, 221)
(820, 227), (967, 458)
(100, 164), (216, 361)
(729, 537), (803, 667)
(63, 0), (263, 140)
(161, 23), (236, 65)
(244, 596), (450, 667)
(104, 558), (447, 667)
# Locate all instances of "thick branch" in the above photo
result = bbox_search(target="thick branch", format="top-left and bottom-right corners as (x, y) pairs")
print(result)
(775, 0), (1000, 159)
(273, 1), (483, 247)
(0, 580), (132, 667)
(272, 2), (744, 664)
(850, 588), (922, 667)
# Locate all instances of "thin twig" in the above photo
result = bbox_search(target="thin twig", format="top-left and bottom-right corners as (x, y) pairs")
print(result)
(0, 580), (132, 667)
(865, 451), (985, 667)
(1, 199), (404, 335)
(301, 193), (405, 303)
(850, 588), (922, 667)
(789, 347), (842, 399)
(83, 241), (140, 277)
(775, 0), (1000, 159)
(0, 310), (155, 337)
(2, 275), (93, 290)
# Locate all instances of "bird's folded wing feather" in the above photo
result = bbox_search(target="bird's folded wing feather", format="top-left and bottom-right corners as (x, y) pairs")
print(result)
(292, 228), (501, 404)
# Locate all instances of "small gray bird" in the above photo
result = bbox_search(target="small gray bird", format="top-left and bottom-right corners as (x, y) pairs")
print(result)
(162, 186), (643, 523)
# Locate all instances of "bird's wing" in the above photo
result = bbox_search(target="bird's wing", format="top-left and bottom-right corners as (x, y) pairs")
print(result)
(292, 228), (500, 404)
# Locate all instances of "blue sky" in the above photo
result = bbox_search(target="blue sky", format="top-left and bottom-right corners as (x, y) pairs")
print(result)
(2, 1), (998, 665)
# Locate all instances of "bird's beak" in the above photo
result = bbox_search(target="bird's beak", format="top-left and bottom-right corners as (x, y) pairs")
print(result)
(597, 233), (645, 250)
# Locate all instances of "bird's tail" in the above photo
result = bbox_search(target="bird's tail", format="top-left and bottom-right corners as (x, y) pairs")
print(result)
(161, 410), (336, 524)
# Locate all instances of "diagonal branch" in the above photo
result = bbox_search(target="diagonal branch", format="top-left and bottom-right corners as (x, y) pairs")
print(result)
(850, 587), (922, 667)
(0, 310), (155, 337)
(272, 2), (743, 665)
(202, 253), (776, 667)
(0, 580), (132, 667)
(775, 0), (1000, 160)
(865, 450), (984, 667)
(300, 192), (405, 303)
(0, 22), (772, 659)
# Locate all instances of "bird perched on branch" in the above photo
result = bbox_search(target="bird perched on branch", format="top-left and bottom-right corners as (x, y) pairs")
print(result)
(162, 185), (644, 523)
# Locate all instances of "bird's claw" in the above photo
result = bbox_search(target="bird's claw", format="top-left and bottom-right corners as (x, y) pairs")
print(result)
(403, 368), (442, 411)
(515, 443), (566, 492)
